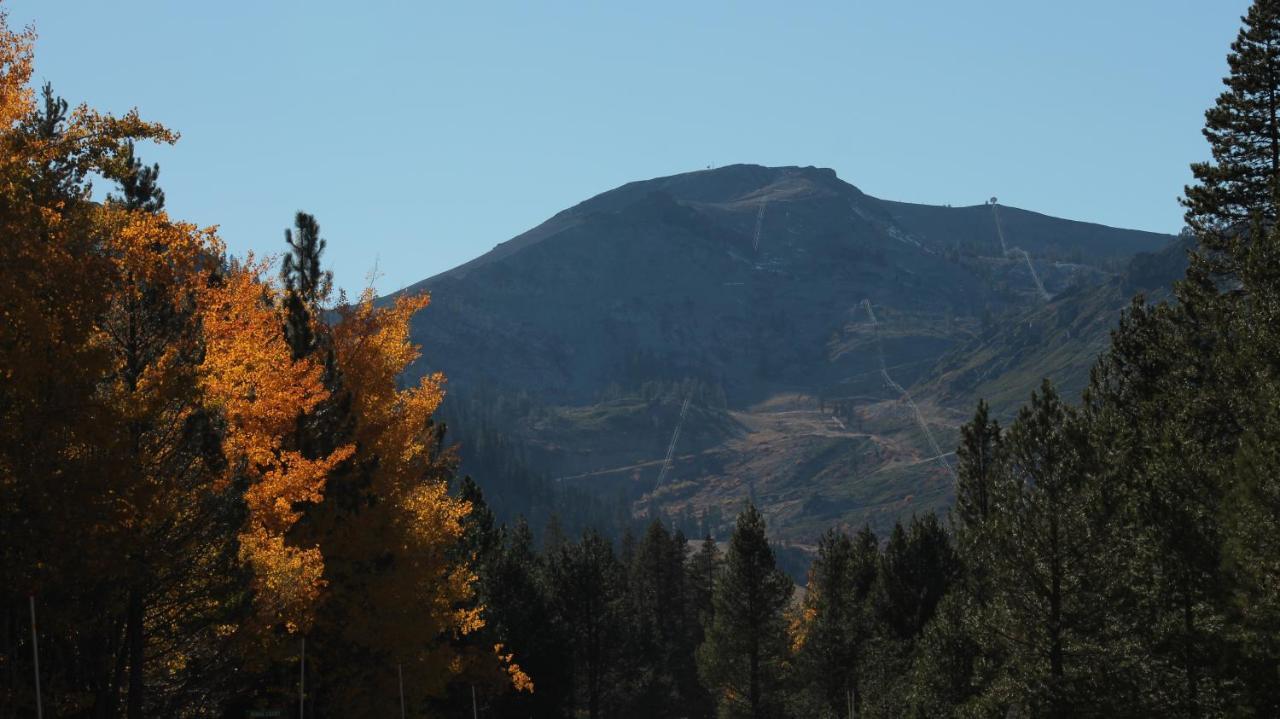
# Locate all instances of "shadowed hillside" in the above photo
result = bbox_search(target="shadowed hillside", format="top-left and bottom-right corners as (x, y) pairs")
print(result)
(389, 164), (1174, 539)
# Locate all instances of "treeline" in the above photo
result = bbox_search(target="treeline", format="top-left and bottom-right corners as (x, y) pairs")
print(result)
(453, 483), (960, 719)
(440, 391), (636, 537)
(0, 18), (522, 718)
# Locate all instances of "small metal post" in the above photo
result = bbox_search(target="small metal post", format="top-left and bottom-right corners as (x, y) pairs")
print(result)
(398, 663), (405, 719)
(299, 637), (305, 719)
(30, 596), (43, 719)
(471, 684), (478, 719)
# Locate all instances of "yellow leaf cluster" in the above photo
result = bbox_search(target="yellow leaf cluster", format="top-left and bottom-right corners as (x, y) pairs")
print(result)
(494, 643), (535, 693)
(198, 257), (353, 631)
(333, 289), (444, 472)
(0, 7), (31, 129)
(323, 288), (494, 695)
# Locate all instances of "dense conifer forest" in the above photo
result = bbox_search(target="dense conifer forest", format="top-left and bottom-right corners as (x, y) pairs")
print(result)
(5, 1), (1280, 717)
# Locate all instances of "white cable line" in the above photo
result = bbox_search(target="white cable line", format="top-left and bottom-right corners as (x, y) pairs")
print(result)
(1014, 247), (1051, 301)
(653, 394), (692, 492)
(991, 201), (1050, 301)
(752, 200), (767, 254)
(861, 300), (957, 480)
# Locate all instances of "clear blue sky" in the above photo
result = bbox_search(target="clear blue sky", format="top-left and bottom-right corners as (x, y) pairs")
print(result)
(8, 1), (1251, 295)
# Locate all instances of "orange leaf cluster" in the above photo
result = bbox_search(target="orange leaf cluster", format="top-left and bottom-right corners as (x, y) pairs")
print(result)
(333, 289), (445, 471)
(0, 8), (31, 129)
(198, 258), (353, 631)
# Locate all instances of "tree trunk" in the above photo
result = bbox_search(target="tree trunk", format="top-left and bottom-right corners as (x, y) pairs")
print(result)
(125, 589), (144, 719)
(1184, 587), (1198, 719)
(1048, 511), (1064, 718)
(749, 639), (760, 718)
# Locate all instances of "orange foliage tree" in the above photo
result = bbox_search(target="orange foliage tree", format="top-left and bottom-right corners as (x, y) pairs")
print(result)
(0, 7), (509, 715)
(294, 286), (528, 715)
(196, 257), (353, 635)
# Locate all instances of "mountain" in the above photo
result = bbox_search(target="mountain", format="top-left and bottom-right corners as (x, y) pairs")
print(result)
(388, 164), (1175, 541)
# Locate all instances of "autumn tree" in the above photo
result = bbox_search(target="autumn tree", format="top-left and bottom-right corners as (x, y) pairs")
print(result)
(0, 16), (247, 715)
(0, 11), (509, 715)
(294, 282), (500, 716)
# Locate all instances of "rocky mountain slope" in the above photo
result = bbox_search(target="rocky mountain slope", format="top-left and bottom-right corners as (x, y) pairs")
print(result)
(388, 164), (1175, 540)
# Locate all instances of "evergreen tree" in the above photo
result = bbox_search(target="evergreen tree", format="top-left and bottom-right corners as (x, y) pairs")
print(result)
(1184, 0), (1280, 251)
(1087, 285), (1243, 715)
(280, 211), (332, 359)
(983, 381), (1109, 718)
(447, 515), (572, 718)
(688, 534), (720, 635)
(906, 589), (988, 718)
(622, 522), (707, 718)
(954, 400), (1002, 543)
(792, 529), (863, 718)
(873, 515), (956, 643)
(1221, 388), (1280, 717)
(860, 515), (957, 718)
(905, 402), (1006, 716)
(697, 502), (793, 719)
(107, 140), (165, 212)
(549, 529), (626, 719)
(1213, 219), (1280, 715)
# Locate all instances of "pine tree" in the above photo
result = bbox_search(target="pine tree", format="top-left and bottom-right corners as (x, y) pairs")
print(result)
(622, 521), (705, 718)
(1221, 395), (1280, 717)
(792, 529), (864, 718)
(1215, 219), (1280, 715)
(1184, 0), (1280, 252)
(549, 529), (626, 719)
(873, 515), (956, 643)
(1087, 284), (1244, 715)
(982, 380), (1109, 718)
(107, 140), (165, 212)
(280, 211), (332, 359)
(902, 402), (1006, 716)
(954, 400), (1002, 543)
(688, 534), (720, 635)
(906, 589), (987, 717)
(857, 515), (957, 718)
(697, 502), (793, 719)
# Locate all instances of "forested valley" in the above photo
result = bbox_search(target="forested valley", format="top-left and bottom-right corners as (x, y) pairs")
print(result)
(6, 2), (1280, 718)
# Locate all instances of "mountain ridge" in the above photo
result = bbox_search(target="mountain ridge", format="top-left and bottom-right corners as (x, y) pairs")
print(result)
(388, 164), (1175, 539)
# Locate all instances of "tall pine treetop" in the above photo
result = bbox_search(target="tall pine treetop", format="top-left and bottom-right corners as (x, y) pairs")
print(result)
(1184, 0), (1280, 249)
(954, 399), (1002, 537)
(282, 211), (332, 306)
(108, 141), (165, 213)
(280, 211), (333, 358)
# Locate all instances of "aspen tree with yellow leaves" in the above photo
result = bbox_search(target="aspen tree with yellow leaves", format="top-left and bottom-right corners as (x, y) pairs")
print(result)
(0, 8), (510, 716)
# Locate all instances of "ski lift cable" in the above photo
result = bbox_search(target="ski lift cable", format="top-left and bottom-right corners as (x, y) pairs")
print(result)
(991, 201), (1051, 301)
(752, 200), (768, 254)
(653, 394), (693, 493)
(862, 299), (957, 481)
